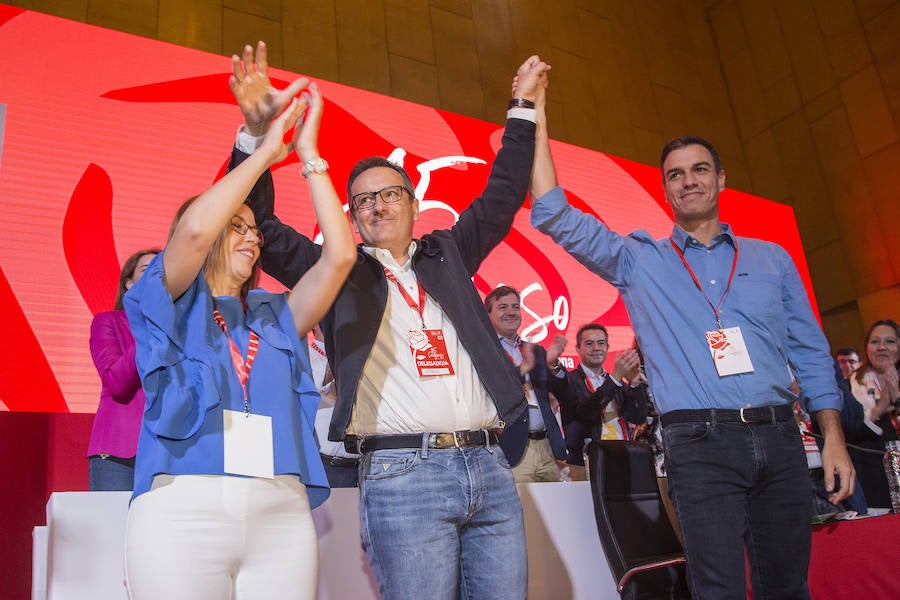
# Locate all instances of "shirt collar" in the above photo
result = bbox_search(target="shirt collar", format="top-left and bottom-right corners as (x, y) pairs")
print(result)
(362, 240), (418, 271)
(579, 363), (606, 380)
(670, 222), (736, 250)
(498, 334), (522, 351)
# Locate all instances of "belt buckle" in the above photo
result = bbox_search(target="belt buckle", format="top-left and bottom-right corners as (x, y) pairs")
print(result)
(740, 407), (751, 423)
(453, 430), (465, 448)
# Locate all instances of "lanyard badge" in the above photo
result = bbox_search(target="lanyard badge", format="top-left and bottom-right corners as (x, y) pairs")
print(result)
(670, 237), (754, 377)
(384, 268), (455, 377)
(213, 304), (273, 477)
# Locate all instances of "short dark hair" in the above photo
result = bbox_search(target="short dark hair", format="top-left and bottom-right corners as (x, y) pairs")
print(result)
(834, 347), (859, 358)
(659, 135), (723, 179)
(484, 285), (520, 313)
(347, 157), (415, 211)
(576, 323), (608, 347)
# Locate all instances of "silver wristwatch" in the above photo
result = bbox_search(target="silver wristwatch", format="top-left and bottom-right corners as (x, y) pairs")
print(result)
(301, 157), (329, 178)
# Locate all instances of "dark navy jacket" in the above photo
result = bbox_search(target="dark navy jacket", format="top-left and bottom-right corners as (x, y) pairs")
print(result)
(236, 118), (535, 443)
(553, 364), (649, 465)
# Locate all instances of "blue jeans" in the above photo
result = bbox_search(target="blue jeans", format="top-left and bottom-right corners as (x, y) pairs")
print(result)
(663, 419), (811, 599)
(88, 455), (135, 491)
(359, 444), (527, 600)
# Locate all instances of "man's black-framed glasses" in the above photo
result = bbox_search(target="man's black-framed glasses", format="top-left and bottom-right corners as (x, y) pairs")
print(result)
(351, 185), (412, 212)
(230, 215), (264, 247)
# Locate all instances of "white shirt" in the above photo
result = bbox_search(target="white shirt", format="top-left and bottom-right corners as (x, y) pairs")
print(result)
(580, 364), (627, 440)
(346, 243), (499, 435)
(309, 339), (359, 458)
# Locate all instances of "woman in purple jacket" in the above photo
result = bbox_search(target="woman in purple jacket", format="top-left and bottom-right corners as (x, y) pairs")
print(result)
(86, 248), (159, 491)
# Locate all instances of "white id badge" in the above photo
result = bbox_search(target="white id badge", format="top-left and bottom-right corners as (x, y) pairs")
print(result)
(706, 326), (755, 377)
(223, 409), (274, 478)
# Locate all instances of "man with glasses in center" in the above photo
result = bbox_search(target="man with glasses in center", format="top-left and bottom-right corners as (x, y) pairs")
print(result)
(231, 41), (550, 599)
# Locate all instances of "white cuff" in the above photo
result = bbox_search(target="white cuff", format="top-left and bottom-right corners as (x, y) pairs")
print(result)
(235, 125), (265, 154)
(507, 107), (536, 123)
(863, 413), (884, 437)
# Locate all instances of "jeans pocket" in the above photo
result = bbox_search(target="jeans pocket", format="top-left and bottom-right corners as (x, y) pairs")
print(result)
(362, 450), (419, 481)
(663, 421), (711, 450)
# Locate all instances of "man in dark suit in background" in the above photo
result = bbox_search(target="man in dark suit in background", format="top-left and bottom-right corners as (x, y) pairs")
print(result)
(554, 323), (649, 480)
(486, 285), (567, 482)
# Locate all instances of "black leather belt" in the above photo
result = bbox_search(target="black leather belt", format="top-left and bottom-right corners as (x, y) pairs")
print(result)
(319, 453), (360, 468)
(528, 430), (547, 440)
(661, 404), (793, 427)
(344, 430), (499, 454)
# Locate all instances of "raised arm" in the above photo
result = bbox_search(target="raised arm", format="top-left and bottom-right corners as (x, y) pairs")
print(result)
(525, 64), (557, 202)
(229, 42), (323, 290)
(449, 56), (549, 272)
(163, 100), (304, 300)
(285, 84), (356, 335)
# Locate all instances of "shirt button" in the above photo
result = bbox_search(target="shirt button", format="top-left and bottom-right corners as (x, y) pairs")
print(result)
(710, 279), (717, 284)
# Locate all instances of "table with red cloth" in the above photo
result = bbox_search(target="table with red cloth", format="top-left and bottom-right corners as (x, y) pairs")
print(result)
(808, 513), (900, 599)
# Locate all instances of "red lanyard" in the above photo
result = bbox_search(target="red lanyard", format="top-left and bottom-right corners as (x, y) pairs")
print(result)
(212, 307), (259, 412)
(583, 370), (604, 393)
(310, 341), (327, 358)
(383, 267), (426, 328)
(669, 236), (739, 329)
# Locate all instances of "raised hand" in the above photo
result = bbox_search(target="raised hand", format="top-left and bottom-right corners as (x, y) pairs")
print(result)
(258, 97), (306, 166)
(520, 342), (537, 376)
(510, 55), (551, 105)
(612, 348), (641, 383)
(229, 41), (310, 136)
(882, 364), (899, 399)
(293, 83), (324, 163)
(546, 334), (567, 368)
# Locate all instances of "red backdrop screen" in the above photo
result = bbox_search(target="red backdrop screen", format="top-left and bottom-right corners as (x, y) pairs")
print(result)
(0, 5), (815, 413)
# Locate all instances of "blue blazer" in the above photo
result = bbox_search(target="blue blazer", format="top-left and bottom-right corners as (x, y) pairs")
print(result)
(498, 343), (567, 466)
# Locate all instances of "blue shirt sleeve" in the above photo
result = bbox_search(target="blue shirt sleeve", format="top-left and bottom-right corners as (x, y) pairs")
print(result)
(123, 250), (222, 440)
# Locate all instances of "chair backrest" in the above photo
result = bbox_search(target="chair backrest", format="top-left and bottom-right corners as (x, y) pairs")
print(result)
(586, 440), (690, 599)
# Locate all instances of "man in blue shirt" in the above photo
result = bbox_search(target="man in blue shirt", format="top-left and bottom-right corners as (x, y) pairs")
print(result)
(528, 105), (855, 596)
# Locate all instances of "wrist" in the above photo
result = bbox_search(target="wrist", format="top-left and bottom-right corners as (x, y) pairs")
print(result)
(301, 157), (329, 178)
(298, 147), (320, 163)
(245, 123), (267, 138)
(508, 97), (535, 109)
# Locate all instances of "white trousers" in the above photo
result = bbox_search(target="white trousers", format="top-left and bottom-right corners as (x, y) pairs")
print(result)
(125, 474), (318, 600)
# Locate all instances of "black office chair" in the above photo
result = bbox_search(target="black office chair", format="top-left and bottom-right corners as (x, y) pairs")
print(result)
(586, 440), (690, 600)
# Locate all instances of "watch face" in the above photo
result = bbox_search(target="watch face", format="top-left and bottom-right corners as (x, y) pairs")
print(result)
(303, 158), (328, 176)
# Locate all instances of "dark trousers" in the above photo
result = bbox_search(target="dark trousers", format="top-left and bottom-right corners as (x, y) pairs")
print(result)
(88, 455), (135, 491)
(320, 453), (359, 488)
(663, 419), (811, 599)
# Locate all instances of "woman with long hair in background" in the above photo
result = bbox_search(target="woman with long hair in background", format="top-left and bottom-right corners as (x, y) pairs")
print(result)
(87, 247), (159, 491)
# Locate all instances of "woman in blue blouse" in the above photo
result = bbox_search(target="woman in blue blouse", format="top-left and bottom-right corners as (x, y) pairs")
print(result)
(123, 82), (355, 599)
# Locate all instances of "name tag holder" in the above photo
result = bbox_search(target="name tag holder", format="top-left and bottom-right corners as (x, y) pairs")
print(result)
(670, 236), (754, 377)
(385, 267), (456, 377)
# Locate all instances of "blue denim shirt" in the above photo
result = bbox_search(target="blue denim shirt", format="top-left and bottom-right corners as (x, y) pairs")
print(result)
(531, 186), (840, 415)
(124, 251), (329, 505)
